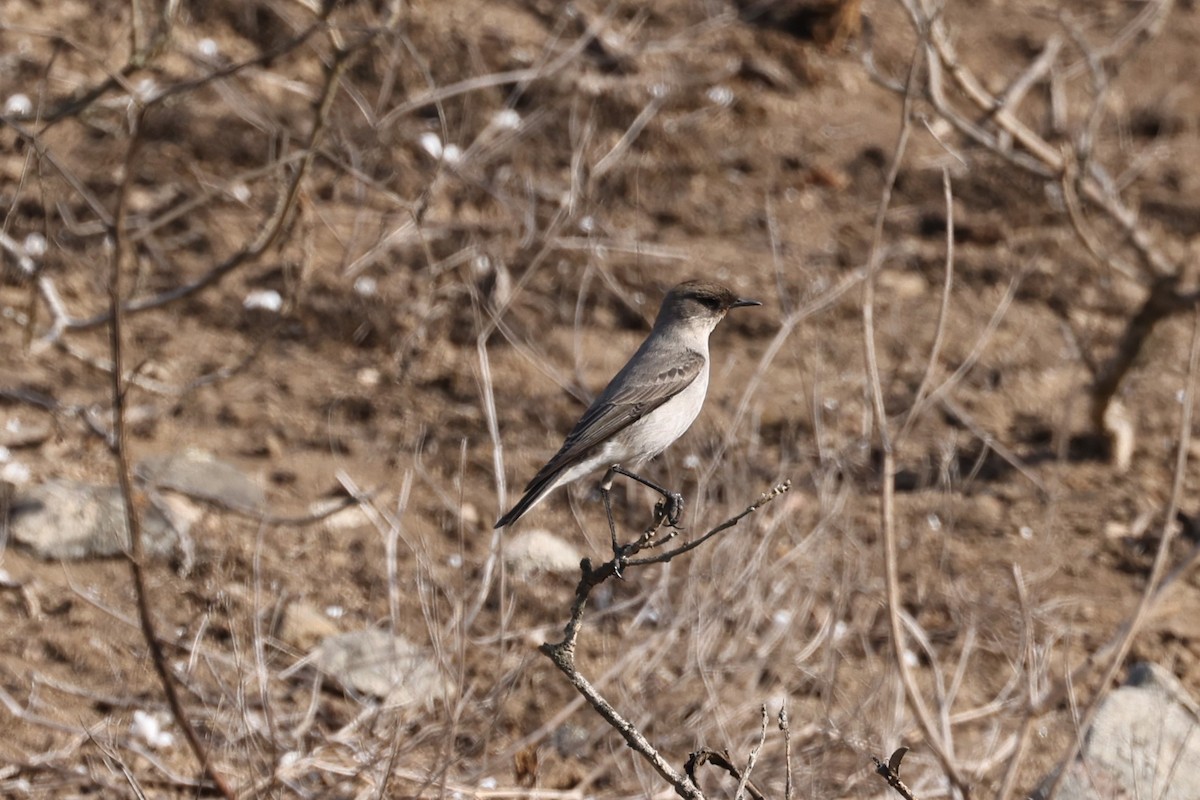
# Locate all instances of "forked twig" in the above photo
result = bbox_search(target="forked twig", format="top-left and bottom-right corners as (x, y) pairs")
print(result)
(11, 13), (386, 343)
(684, 747), (768, 800)
(540, 482), (789, 800)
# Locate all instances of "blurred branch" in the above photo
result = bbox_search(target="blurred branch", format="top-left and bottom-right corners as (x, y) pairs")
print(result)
(540, 482), (789, 800)
(897, 168), (954, 444)
(861, 41), (971, 791)
(871, 0), (1187, 455)
(0, 16), (323, 127)
(106, 106), (235, 800)
(375, 7), (609, 130)
(996, 566), (1039, 800)
(1042, 304), (1200, 800)
(14, 20), (376, 343)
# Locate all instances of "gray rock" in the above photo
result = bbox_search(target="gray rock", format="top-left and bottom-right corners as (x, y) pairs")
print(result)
(312, 630), (449, 709)
(137, 450), (265, 512)
(1036, 662), (1200, 800)
(503, 529), (582, 578)
(8, 479), (181, 559)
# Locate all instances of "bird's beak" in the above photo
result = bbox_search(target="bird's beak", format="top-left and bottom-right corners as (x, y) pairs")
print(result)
(730, 297), (762, 309)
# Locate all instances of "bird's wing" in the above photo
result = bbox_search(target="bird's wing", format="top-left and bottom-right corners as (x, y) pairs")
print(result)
(523, 348), (705, 490)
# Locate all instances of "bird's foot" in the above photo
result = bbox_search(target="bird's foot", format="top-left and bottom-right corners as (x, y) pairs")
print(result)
(667, 492), (684, 526)
(656, 491), (684, 528)
(610, 541), (631, 579)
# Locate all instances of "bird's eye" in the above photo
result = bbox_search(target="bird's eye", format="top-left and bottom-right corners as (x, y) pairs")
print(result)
(700, 296), (721, 310)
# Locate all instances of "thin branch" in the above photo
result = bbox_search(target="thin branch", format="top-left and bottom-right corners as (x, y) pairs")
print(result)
(893, 0), (1176, 280)
(733, 705), (768, 800)
(861, 32), (971, 792)
(779, 707), (793, 800)
(17, 17), (369, 341)
(897, 167), (955, 444)
(107, 106), (235, 800)
(684, 748), (768, 800)
(375, 12), (607, 130)
(626, 481), (790, 567)
(938, 395), (1049, 498)
(1043, 302), (1200, 800)
(995, 565), (1039, 800)
(540, 482), (789, 800)
(992, 35), (1062, 152)
(873, 747), (919, 800)
(589, 91), (666, 182)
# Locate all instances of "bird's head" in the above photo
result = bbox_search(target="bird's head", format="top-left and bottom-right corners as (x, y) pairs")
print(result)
(656, 279), (761, 330)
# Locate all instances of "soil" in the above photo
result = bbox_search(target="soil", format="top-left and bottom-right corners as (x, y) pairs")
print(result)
(2, 0), (1200, 797)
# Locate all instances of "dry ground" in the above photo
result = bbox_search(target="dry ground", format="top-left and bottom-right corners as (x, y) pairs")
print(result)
(2, 0), (1200, 797)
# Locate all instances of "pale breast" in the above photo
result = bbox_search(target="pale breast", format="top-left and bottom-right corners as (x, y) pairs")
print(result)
(615, 359), (710, 464)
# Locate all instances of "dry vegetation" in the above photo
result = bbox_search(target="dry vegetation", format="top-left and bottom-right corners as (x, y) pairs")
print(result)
(2, 0), (1200, 797)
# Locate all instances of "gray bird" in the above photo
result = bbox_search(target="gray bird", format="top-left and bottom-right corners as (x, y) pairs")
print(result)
(495, 280), (760, 531)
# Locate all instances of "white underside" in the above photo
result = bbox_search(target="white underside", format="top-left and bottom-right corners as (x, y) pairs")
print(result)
(531, 356), (710, 509)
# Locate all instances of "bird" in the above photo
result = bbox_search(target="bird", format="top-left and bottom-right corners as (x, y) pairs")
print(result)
(494, 279), (761, 534)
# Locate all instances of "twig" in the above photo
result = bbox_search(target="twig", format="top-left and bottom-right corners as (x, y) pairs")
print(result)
(912, 269), (1024, 427)
(625, 481), (789, 567)
(938, 395), (1049, 498)
(897, 167), (954, 444)
(895, 0), (1177, 279)
(995, 566), (1039, 800)
(1059, 153), (1140, 282)
(106, 106), (235, 800)
(540, 482), (789, 800)
(861, 36), (971, 792)
(697, 267), (868, 487)
(589, 91), (666, 182)
(0, 229), (37, 274)
(992, 36), (1062, 153)
(541, 573), (703, 799)
(12, 16), (363, 343)
(733, 705), (768, 800)
(375, 11), (608, 130)
(683, 748), (768, 800)
(873, 747), (918, 800)
(779, 707), (793, 800)
(1043, 303), (1200, 800)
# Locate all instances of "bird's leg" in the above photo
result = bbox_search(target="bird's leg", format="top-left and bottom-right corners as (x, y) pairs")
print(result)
(608, 465), (685, 528)
(599, 467), (627, 575)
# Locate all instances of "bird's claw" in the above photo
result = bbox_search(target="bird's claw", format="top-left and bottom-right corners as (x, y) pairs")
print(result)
(656, 492), (684, 528)
(611, 543), (630, 579)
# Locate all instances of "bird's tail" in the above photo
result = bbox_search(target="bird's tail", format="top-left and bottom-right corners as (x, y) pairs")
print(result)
(494, 472), (558, 529)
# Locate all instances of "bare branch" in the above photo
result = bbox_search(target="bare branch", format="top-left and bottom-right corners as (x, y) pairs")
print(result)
(540, 482), (789, 800)
(1043, 303), (1200, 800)
(873, 747), (919, 800)
(861, 33), (971, 791)
(684, 747), (768, 800)
(106, 106), (235, 800)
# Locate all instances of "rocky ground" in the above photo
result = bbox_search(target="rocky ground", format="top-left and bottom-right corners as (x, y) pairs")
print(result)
(2, 0), (1200, 797)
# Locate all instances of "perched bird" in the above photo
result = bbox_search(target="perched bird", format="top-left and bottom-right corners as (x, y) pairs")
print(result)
(495, 280), (761, 531)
